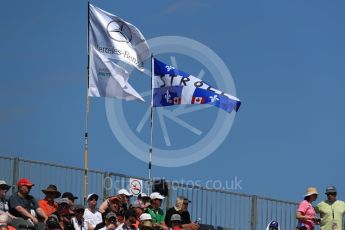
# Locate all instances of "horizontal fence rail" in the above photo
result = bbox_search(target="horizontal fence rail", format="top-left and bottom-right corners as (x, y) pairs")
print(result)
(0, 155), (307, 230)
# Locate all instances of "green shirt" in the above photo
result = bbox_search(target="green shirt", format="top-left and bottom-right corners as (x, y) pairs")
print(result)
(315, 200), (345, 230)
(148, 208), (165, 224)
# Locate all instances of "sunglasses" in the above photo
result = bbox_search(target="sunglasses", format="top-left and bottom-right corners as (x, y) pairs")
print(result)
(183, 202), (189, 205)
(327, 193), (337, 196)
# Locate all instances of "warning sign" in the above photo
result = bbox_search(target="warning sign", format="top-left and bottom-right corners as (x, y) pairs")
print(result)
(129, 178), (142, 196)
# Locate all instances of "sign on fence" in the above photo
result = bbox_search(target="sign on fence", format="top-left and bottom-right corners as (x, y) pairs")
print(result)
(130, 178), (142, 196)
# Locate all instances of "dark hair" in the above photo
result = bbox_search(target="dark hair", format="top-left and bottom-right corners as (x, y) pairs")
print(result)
(125, 208), (137, 219)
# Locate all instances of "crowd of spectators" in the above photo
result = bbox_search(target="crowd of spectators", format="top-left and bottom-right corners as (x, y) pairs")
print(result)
(0, 179), (199, 230)
(3, 178), (344, 230)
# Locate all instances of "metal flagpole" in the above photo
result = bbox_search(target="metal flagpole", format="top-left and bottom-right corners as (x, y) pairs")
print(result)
(149, 54), (154, 188)
(83, 2), (91, 205)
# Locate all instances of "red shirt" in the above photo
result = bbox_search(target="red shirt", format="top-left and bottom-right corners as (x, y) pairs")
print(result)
(39, 199), (58, 216)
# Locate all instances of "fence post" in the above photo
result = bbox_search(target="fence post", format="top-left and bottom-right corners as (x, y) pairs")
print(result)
(251, 195), (258, 230)
(12, 157), (20, 194)
(103, 172), (111, 201)
(167, 181), (173, 211)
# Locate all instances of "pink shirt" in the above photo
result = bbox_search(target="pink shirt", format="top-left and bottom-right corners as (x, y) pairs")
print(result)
(297, 200), (316, 230)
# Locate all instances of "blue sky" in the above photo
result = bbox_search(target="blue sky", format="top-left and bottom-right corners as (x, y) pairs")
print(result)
(1, 0), (345, 203)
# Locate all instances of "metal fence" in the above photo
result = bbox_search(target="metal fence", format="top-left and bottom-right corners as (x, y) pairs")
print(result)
(0, 155), (306, 230)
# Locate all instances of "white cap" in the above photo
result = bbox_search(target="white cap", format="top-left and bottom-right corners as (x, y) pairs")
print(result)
(140, 213), (152, 221)
(150, 192), (165, 200)
(118, 189), (133, 197)
(0, 214), (9, 224)
(87, 193), (99, 201)
(139, 193), (149, 198)
(0, 180), (10, 188)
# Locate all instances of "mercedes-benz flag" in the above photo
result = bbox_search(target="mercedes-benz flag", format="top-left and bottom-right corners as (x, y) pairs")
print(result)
(89, 4), (149, 71)
(89, 47), (144, 101)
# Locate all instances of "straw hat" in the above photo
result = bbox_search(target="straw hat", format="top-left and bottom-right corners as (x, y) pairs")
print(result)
(304, 187), (318, 197)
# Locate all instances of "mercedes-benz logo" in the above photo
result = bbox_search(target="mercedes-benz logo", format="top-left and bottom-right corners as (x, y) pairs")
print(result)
(106, 20), (132, 43)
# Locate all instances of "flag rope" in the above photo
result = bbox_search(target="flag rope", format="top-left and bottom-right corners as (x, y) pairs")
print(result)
(149, 54), (154, 189)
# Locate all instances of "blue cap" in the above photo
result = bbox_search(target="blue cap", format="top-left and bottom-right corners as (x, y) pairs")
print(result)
(269, 221), (279, 228)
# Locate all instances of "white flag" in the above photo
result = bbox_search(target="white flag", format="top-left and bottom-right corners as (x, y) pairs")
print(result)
(89, 47), (144, 101)
(89, 4), (149, 71)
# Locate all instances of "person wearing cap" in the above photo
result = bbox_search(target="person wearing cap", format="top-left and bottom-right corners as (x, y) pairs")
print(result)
(0, 180), (15, 219)
(169, 214), (182, 230)
(116, 208), (137, 230)
(137, 194), (150, 211)
(296, 187), (319, 230)
(62, 192), (78, 205)
(147, 192), (167, 230)
(50, 198), (73, 225)
(83, 193), (102, 230)
(95, 196), (122, 230)
(58, 208), (75, 230)
(9, 178), (47, 228)
(46, 214), (61, 230)
(99, 195), (124, 225)
(265, 220), (280, 230)
(165, 197), (197, 230)
(72, 204), (87, 230)
(39, 184), (61, 217)
(315, 186), (345, 230)
(117, 189), (133, 212)
(139, 213), (153, 230)
(0, 214), (15, 230)
(104, 212), (117, 230)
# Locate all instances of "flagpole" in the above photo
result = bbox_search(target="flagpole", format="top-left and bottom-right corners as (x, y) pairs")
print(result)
(149, 54), (154, 187)
(83, 1), (91, 205)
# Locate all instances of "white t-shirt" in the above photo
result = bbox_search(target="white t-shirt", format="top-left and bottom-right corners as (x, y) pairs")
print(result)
(83, 208), (103, 228)
(72, 217), (88, 230)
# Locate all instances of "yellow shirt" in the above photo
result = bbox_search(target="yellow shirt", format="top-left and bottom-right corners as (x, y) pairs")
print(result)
(315, 200), (345, 230)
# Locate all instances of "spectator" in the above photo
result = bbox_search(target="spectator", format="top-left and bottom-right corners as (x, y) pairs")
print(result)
(96, 196), (121, 230)
(58, 208), (75, 230)
(9, 178), (47, 229)
(266, 220), (279, 230)
(46, 214), (61, 230)
(147, 192), (167, 230)
(117, 189), (132, 212)
(39, 184), (61, 217)
(50, 198), (73, 224)
(139, 214), (153, 230)
(169, 214), (182, 230)
(136, 194), (150, 211)
(116, 208), (137, 230)
(104, 212), (117, 230)
(84, 193), (102, 230)
(165, 196), (198, 230)
(0, 181), (15, 220)
(0, 214), (15, 230)
(315, 186), (345, 230)
(296, 187), (319, 230)
(72, 204), (87, 230)
(62, 193), (78, 206)
(99, 196), (122, 223)
(131, 202), (145, 229)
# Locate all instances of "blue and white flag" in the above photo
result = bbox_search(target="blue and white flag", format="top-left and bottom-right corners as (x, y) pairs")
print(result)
(153, 58), (241, 113)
